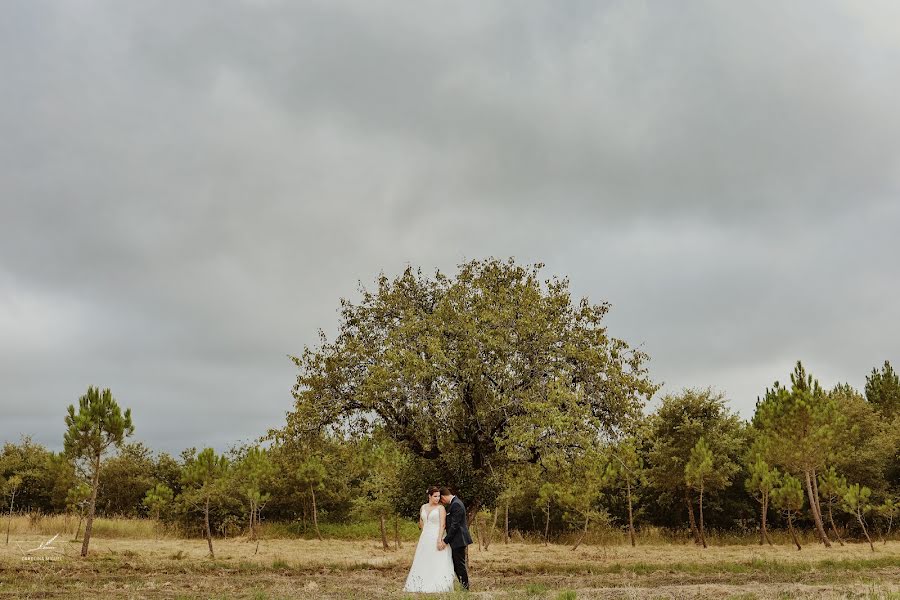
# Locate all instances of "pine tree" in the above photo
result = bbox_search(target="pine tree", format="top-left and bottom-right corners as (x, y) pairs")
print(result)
(745, 456), (778, 546)
(754, 362), (839, 548)
(685, 437), (714, 548)
(182, 448), (229, 558)
(865, 361), (900, 418)
(63, 387), (134, 557)
(842, 483), (874, 551)
(817, 466), (847, 545)
(771, 473), (804, 551)
(142, 483), (174, 540)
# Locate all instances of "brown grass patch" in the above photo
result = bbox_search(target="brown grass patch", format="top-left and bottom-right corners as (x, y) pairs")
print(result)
(1, 533), (899, 598)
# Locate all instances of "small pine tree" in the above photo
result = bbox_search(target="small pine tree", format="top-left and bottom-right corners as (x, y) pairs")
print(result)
(63, 387), (134, 557)
(843, 483), (875, 551)
(771, 473), (804, 551)
(143, 483), (174, 540)
(745, 456), (779, 546)
(182, 448), (229, 558)
(685, 437), (714, 549)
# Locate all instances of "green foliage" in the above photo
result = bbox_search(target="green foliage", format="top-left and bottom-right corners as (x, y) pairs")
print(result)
(182, 448), (229, 494)
(770, 473), (804, 515)
(685, 437), (714, 493)
(817, 466), (847, 508)
(866, 360), (900, 418)
(65, 482), (92, 513)
(97, 442), (155, 517)
(351, 434), (408, 520)
(754, 362), (841, 475)
(63, 386), (133, 555)
(828, 383), (892, 494)
(843, 483), (873, 516)
(283, 259), (657, 510)
(0, 437), (73, 513)
(143, 483), (174, 519)
(64, 387), (134, 465)
(745, 457), (779, 502)
(645, 388), (744, 527)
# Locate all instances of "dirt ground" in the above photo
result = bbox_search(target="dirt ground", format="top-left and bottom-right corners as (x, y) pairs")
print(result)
(1, 534), (898, 599)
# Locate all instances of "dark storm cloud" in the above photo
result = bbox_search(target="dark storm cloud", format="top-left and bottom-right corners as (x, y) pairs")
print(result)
(2, 1), (899, 452)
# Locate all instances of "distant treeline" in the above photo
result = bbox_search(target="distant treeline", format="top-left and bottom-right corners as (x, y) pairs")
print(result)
(2, 260), (898, 555)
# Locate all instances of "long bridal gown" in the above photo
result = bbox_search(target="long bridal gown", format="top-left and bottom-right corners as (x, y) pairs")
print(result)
(403, 505), (456, 593)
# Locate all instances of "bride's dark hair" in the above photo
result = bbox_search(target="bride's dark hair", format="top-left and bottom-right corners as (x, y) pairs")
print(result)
(427, 486), (440, 496)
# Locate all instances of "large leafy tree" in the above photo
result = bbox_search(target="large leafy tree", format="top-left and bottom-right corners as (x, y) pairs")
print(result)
(63, 386), (134, 557)
(754, 362), (840, 548)
(283, 259), (656, 514)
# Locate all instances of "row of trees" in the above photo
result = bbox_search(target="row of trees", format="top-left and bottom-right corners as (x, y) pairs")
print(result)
(2, 260), (899, 555)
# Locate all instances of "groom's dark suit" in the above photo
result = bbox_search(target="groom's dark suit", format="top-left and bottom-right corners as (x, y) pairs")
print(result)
(442, 496), (473, 589)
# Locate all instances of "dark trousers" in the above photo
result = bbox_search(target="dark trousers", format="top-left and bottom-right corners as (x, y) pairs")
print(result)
(450, 545), (469, 589)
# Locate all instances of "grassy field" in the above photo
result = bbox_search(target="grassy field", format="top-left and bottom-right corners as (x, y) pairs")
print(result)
(1, 518), (899, 599)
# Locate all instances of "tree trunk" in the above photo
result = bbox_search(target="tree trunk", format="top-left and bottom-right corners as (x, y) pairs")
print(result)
(811, 469), (825, 525)
(81, 457), (101, 557)
(572, 514), (589, 551)
(6, 489), (15, 545)
(804, 469), (831, 547)
(379, 513), (390, 550)
(75, 508), (84, 541)
(394, 515), (401, 550)
(204, 494), (214, 558)
(856, 508), (874, 551)
(301, 498), (308, 532)
(626, 479), (636, 547)
(698, 484), (707, 549)
(826, 501), (844, 546)
(761, 493), (773, 546)
(476, 513), (484, 551)
(250, 500), (256, 540)
(310, 486), (322, 541)
(885, 513), (893, 545)
(543, 500), (551, 546)
(685, 492), (701, 545)
(786, 512), (801, 551)
(484, 508), (498, 550)
(504, 503), (509, 545)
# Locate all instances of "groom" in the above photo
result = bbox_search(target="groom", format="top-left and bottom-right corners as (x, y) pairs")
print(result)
(438, 487), (473, 590)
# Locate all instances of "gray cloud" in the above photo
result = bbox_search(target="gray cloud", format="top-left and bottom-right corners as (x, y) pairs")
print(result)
(2, 1), (899, 452)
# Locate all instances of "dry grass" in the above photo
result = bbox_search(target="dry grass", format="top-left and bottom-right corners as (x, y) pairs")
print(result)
(2, 530), (899, 599)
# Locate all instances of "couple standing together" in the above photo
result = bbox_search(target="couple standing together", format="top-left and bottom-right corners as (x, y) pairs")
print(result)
(403, 486), (473, 593)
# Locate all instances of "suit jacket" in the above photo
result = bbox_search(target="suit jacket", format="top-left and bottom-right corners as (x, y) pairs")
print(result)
(442, 496), (473, 549)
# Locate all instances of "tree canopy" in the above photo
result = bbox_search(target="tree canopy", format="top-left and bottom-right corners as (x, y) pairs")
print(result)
(282, 259), (657, 510)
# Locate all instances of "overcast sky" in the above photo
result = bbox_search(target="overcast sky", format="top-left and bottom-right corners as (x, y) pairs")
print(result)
(2, 1), (899, 454)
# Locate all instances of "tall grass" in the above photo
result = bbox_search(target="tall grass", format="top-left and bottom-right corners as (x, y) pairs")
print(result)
(4, 513), (158, 539)
(4, 511), (897, 546)
(260, 519), (421, 541)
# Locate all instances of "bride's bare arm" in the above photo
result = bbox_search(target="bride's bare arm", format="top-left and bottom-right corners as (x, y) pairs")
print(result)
(418, 505), (426, 529)
(438, 505), (447, 548)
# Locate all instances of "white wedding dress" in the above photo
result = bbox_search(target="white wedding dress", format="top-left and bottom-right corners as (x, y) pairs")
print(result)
(403, 505), (456, 593)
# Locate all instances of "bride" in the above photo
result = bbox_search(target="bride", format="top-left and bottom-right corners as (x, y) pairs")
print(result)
(403, 486), (456, 593)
